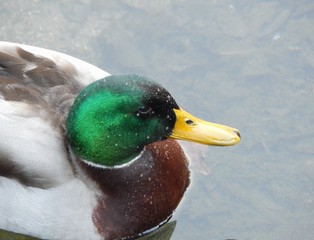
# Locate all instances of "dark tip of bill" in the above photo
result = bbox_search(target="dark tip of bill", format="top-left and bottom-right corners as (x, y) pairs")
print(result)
(234, 130), (241, 138)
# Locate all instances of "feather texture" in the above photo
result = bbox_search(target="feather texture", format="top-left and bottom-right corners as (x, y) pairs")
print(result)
(0, 42), (207, 239)
(0, 42), (110, 239)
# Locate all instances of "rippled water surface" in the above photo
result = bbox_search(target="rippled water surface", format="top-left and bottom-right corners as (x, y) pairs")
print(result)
(1, 1), (313, 239)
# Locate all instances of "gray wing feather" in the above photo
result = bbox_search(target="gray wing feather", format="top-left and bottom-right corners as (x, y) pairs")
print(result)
(0, 42), (109, 188)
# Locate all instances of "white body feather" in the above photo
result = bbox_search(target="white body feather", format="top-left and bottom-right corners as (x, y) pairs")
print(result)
(0, 42), (110, 239)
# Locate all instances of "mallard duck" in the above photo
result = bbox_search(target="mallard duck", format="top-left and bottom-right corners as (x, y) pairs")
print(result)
(0, 42), (240, 240)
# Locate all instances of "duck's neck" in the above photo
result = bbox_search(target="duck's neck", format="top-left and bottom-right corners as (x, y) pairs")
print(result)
(79, 139), (190, 240)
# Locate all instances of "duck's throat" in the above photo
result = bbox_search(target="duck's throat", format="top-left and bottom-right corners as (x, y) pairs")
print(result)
(80, 148), (145, 169)
(79, 139), (190, 240)
(68, 134), (143, 167)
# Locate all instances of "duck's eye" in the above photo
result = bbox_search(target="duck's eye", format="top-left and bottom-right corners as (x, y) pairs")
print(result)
(138, 106), (152, 115)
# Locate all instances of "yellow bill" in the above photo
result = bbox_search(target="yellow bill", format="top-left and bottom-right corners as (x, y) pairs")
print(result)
(171, 108), (240, 146)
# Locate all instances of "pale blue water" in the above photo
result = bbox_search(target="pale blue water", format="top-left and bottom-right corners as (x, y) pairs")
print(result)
(1, 1), (313, 239)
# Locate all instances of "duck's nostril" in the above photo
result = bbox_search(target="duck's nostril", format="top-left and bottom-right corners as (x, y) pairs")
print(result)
(185, 118), (194, 125)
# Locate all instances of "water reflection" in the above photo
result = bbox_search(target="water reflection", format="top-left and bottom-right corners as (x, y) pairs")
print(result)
(0, 222), (177, 240)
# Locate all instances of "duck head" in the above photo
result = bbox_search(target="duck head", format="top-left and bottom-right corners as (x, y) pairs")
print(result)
(66, 74), (240, 168)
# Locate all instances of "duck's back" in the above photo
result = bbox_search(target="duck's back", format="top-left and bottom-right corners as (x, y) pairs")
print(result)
(0, 42), (109, 239)
(0, 42), (110, 186)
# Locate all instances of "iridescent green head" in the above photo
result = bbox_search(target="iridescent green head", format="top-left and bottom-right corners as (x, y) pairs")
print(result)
(66, 74), (179, 167)
(67, 74), (240, 168)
